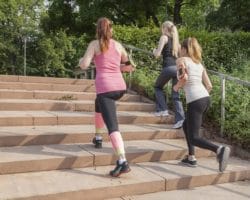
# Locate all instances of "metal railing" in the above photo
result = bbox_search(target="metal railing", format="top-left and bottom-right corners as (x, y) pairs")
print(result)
(75, 44), (249, 136)
(123, 44), (250, 137)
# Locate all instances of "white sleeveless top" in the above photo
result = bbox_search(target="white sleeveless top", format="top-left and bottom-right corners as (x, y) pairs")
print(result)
(183, 58), (209, 103)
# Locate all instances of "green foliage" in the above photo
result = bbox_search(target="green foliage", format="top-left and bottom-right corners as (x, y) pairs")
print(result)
(0, 0), (44, 75)
(179, 28), (250, 73)
(206, 0), (250, 31)
(114, 25), (250, 150)
(33, 31), (88, 77)
(207, 75), (250, 149)
(115, 25), (250, 74)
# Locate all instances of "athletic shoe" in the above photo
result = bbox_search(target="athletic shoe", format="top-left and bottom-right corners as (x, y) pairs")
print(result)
(110, 161), (131, 177)
(217, 146), (231, 172)
(172, 120), (184, 129)
(180, 156), (197, 167)
(154, 110), (169, 117)
(92, 137), (102, 149)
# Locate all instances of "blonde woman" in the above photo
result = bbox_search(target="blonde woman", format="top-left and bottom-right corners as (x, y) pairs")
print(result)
(173, 37), (230, 172)
(79, 17), (134, 177)
(153, 21), (185, 129)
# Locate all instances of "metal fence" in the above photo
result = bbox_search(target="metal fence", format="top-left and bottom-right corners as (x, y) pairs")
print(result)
(124, 44), (250, 137)
(77, 44), (250, 136)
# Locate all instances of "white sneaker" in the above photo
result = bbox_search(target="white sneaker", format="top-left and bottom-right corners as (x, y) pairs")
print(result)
(161, 110), (169, 116)
(154, 110), (169, 117)
(172, 120), (184, 129)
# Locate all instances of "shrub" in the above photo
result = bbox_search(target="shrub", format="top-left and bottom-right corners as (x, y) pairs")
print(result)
(115, 25), (250, 150)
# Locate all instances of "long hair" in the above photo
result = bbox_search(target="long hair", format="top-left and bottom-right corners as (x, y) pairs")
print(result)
(182, 37), (202, 63)
(161, 21), (179, 58)
(96, 17), (112, 53)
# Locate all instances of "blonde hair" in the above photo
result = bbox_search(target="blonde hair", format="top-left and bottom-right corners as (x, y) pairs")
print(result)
(161, 21), (179, 58)
(96, 17), (112, 52)
(181, 37), (202, 63)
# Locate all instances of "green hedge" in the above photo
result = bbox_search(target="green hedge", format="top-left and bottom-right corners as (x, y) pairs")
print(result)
(115, 25), (250, 150)
(114, 25), (250, 75)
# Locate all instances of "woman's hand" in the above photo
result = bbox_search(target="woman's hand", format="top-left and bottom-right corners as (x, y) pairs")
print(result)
(173, 84), (179, 92)
(120, 64), (135, 73)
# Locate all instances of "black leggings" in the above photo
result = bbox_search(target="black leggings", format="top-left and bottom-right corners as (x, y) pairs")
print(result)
(95, 90), (126, 134)
(183, 96), (218, 155)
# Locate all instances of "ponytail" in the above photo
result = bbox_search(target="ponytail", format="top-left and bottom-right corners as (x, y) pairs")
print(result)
(171, 25), (179, 58)
(161, 21), (179, 58)
(96, 18), (112, 52)
(182, 37), (202, 63)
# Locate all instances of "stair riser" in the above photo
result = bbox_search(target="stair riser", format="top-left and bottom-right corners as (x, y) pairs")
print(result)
(13, 181), (165, 200)
(0, 149), (213, 174)
(0, 103), (155, 112)
(95, 149), (214, 167)
(0, 116), (174, 126)
(166, 170), (250, 191)
(0, 131), (183, 147)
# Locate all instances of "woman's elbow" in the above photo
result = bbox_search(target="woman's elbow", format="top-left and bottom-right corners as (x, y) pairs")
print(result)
(79, 58), (89, 70)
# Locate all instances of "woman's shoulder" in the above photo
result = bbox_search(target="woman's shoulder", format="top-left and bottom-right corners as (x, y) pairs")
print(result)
(88, 40), (99, 49)
(112, 39), (122, 46)
(112, 40), (124, 52)
(160, 35), (168, 42)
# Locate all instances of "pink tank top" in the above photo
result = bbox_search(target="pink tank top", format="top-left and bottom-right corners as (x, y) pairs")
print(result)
(94, 39), (126, 94)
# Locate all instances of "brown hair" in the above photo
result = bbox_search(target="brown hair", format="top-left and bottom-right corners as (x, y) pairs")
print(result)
(161, 21), (179, 58)
(96, 17), (112, 53)
(181, 37), (202, 63)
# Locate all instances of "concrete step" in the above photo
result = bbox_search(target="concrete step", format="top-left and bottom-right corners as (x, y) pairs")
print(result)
(110, 181), (250, 200)
(0, 111), (174, 126)
(0, 99), (155, 112)
(0, 75), (93, 85)
(0, 157), (249, 200)
(0, 81), (95, 92)
(0, 89), (142, 102)
(0, 139), (214, 174)
(0, 124), (183, 147)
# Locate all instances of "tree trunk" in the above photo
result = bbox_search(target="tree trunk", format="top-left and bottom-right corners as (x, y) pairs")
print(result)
(173, 0), (183, 25)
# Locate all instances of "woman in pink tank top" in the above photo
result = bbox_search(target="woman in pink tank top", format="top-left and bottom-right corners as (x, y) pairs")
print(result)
(79, 17), (134, 177)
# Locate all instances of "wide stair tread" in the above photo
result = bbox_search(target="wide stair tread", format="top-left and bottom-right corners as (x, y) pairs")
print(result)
(0, 111), (174, 126)
(0, 99), (155, 112)
(0, 157), (249, 200)
(0, 124), (183, 146)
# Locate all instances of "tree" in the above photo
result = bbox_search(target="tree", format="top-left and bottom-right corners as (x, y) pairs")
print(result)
(41, 0), (78, 34)
(0, 0), (44, 74)
(163, 0), (219, 27)
(206, 0), (250, 31)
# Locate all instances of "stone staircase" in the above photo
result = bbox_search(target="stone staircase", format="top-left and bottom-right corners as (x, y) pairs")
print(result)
(0, 75), (249, 200)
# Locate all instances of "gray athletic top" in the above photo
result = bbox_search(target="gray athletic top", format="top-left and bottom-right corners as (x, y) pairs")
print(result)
(183, 58), (209, 103)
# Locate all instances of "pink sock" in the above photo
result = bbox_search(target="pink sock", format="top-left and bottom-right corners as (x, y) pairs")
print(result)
(95, 112), (105, 137)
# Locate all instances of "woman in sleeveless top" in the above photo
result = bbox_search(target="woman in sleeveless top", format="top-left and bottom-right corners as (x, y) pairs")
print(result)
(153, 21), (185, 129)
(79, 17), (134, 177)
(173, 37), (230, 172)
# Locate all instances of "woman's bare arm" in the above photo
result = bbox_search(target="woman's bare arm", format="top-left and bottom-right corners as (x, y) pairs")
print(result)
(79, 41), (96, 70)
(153, 35), (168, 58)
(117, 42), (135, 72)
(202, 67), (212, 92)
(173, 58), (188, 91)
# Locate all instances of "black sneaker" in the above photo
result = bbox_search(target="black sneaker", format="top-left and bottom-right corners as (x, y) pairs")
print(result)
(92, 137), (102, 149)
(109, 161), (131, 177)
(217, 146), (230, 172)
(181, 156), (197, 167)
